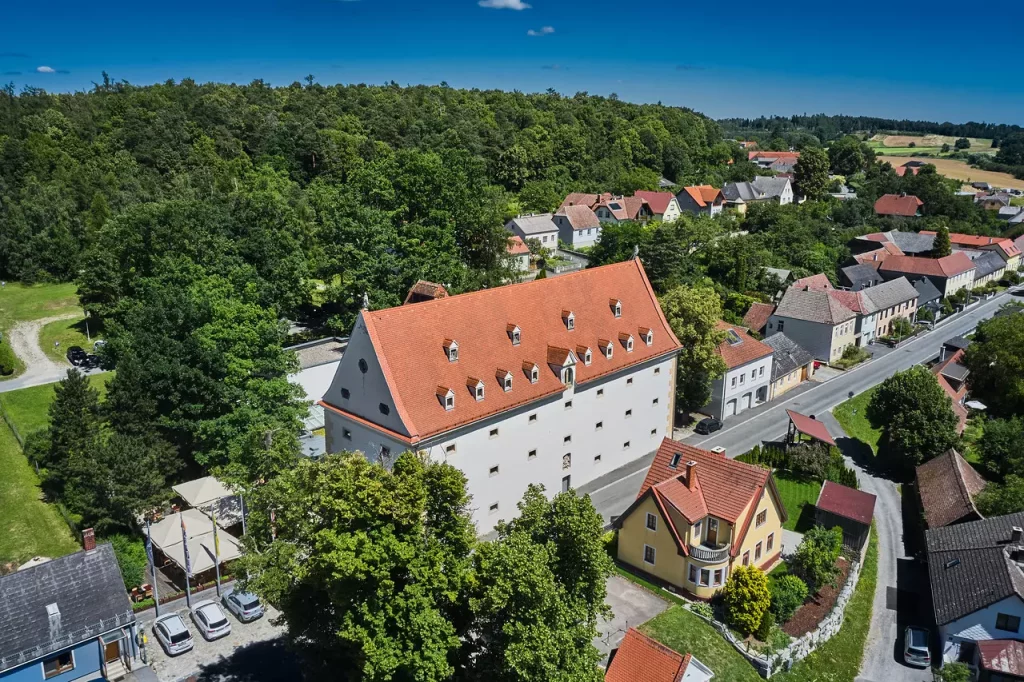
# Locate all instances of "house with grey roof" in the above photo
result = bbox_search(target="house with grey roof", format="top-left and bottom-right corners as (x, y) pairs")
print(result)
(766, 287), (857, 363)
(722, 176), (793, 211)
(912, 277), (943, 318)
(840, 264), (884, 291)
(854, 230), (935, 255)
(505, 213), (560, 249)
(763, 334), (815, 400)
(926, 512), (1024, 667)
(969, 249), (1007, 287)
(552, 205), (602, 249)
(862, 276), (919, 338)
(0, 541), (138, 682)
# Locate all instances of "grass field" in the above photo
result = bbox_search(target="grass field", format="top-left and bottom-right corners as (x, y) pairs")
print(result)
(0, 422), (80, 564)
(877, 156), (1024, 191)
(775, 473), (822, 531)
(832, 389), (881, 454)
(39, 317), (103, 364)
(642, 607), (763, 682)
(869, 133), (995, 149)
(0, 373), (110, 438)
(0, 283), (82, 379)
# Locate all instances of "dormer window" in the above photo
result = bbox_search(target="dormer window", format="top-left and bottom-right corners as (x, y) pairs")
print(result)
(562, 366), (575, 385)
(468, 378), (485, 401)
(577, 346), (592, 366)
(640, 327), (653, 346)
(562, 310), (575, 331)
(497, 369), (513, 392)
(444, 339), (459, 362)
(610, 299), (622, 318)
(523, 361), (539, 383)
(437, 386), (455, 411)
(600, 339), (613, 359)
(620, 333), (634, 353)
(507, 324), (521, 346)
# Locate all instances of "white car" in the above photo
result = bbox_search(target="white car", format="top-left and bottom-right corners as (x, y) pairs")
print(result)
(222, 589), (265, 622)
(153, 613), (194, 656)
(190, 600), (232, 641)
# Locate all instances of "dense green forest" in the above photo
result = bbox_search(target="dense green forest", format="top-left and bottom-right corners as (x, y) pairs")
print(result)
(719, 113), (1022, 144)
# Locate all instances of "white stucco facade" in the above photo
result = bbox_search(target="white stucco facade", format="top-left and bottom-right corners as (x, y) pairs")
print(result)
(707, 356), (773, 421)
(323, 317), (678, 531)
(658, 197), (683, 223)
(940, 595), (1024, 664)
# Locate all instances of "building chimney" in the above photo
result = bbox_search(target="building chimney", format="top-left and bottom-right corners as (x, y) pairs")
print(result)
(685, 461), (698, 491)
(1012, 527), (1023, 543)
(82, 528), (96, 552)
(46, 603), (61, 640)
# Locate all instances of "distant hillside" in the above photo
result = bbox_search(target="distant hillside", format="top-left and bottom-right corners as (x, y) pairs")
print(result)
(719, 114), (1023, 145)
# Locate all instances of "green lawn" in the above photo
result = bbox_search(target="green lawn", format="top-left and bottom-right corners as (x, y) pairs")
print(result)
(832, 389), (881, 454)
(641, 607), (763, 682)
(38, 316), (103, 364)
(0, 422), (80, 563)
(0, 373), (110, 438)
(775, 473), (821, 532)
(0, 283), (82, 379)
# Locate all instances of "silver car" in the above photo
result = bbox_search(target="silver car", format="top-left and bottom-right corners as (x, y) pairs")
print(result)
(190, 600), (232, 641)
(903, 626), (931, 668)
(222, 589), (264, 623)
(153, 613), (194, 656)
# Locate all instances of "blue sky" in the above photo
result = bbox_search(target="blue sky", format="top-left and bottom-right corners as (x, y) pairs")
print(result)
(3, 0), (1022, 125)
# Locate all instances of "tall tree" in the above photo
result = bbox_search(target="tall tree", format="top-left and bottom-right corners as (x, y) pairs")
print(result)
(793, 146), (830, 200)
(975, 474), (1024, 516)
(976, 417), (1024, 480)
(964, 315), (1024, 417)
(659, 284), (728, 414)
(827, 135), (867, 176)
(933, 225), (952, 257)
(867, 366), (959, 470)
(37, 369), (102, 496)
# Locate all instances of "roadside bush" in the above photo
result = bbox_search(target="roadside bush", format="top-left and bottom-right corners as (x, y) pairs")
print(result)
(131, 597), (155, 612)
(107, 534), (148, 590)
(737, 444), (788, 470)
(755, 610), (775, 641)
(0, 340), (15, 376)
(890, 317), (913, 338)
(690, 601), (714, 620)
(601, 530), (618, 559)
(934, 662), (971, 682)
(770, 574), (810, 623)
(916, 306), (934, 322)
(721, 565), (771, 636)
(791, 526), (843, 592)
(789, 443), (832, 480)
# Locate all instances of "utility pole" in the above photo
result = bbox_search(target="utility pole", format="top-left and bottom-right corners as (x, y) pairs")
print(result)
(145, 519), (161, 617)
(180, 513), (192, 609)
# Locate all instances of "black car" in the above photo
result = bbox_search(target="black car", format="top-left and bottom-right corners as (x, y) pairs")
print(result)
(66, 346), (87, 366)
(695, 417), (722, 435)
(84, 354), (102, 369)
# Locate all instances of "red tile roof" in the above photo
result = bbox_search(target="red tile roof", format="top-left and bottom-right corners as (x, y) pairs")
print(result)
(679, 185), (724, 209)
(560, 192), (601, 209)
(919, 231), (1022, 259)
(854, 243), (905, 268)
(816, 481), (876, 526)
(861, 232), (889, 242)
(792, 273), (834, 291)
(978, 639), (1024, 677)
(828, 289), (873, 314)
(786, 410), (836, 446)
(894, 166), (921, 177)
(742, 302), (775, 333)
(932, 349), (969, 434)
(324, 260), (681, 444)
(403, 280), (450, 304)
(748, 151), (800, 161)
(634, 190), (678, 215)
(916, 449), (987, 528)
(715, 321), (773, 369)
(879, 252), (976, 278)
(605, 628), (691, 682)
(874, 194), (924, 217)
(506, 235), (530, 255)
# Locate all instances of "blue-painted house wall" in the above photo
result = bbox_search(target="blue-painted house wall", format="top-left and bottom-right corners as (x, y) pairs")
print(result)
(1, 639), (103, 682)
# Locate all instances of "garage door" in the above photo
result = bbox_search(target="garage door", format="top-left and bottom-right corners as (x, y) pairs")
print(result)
(726, 399), (737, 416)
(742, 392), (752, 410)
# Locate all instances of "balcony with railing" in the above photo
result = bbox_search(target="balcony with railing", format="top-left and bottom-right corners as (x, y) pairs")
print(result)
(688, 541), (730, 564)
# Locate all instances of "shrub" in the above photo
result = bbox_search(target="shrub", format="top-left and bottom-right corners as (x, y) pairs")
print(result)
(0, 340), (15, 376)
(737, 444), (789, 469)
(721, 565), (771, 636)
(131, 597), (155, 612)
(690, 601), (714, 620)
(791, 526), (843, 592)
(755, 610), (775, 641)
(916, 306), (934, 322)
(107, 534), (148, 590)
(934, 662), (971, 682)
(601, 530), (618, 559)
(770, 574), (810, 623)
(789, 443), (832, 479)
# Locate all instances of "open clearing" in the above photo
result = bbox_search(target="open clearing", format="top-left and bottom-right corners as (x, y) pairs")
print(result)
(0, 284), (82, 380)
(870, 133), (995, 149)
(877, 156), (1024, 191)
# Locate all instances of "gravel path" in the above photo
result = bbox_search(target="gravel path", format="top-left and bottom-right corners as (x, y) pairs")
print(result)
(2, 313), (79, 390)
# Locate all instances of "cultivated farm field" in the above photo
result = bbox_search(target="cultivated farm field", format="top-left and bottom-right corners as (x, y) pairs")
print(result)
(877, 156), (1024, 191)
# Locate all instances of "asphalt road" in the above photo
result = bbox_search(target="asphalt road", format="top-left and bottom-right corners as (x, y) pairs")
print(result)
(586, 289), (1021, 524)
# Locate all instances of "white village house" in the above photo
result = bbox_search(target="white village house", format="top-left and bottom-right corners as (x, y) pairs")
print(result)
(319, 260), (683, 530)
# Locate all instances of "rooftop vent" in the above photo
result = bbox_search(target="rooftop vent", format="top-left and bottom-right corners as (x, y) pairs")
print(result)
(944, 558), (961, 570)
(46, 603), (61, 638)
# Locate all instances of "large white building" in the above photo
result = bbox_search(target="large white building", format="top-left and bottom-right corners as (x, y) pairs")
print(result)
(319, 260), (683, 530)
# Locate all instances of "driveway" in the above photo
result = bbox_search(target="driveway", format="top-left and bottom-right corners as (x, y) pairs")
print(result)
(817, 413), (932, 682)
(0, 313), (105, 392)
(595, 575), (670, 663)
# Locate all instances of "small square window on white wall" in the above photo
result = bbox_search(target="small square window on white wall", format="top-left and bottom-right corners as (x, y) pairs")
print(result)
(623, 441), (631, 450)
(489, 466), (499, 477)
(528, 449), (537, 460)
(654, 367), (661, 375)
(489, 428), (499, 439)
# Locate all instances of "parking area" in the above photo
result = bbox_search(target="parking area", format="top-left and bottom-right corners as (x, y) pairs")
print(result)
(142, 603), (287, 682)
(594, 575), (669, 663)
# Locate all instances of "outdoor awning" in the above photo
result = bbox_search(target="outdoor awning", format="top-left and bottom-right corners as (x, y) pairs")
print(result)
(786, 409), (836, 446)
(172, 476), (234, 507)
(203, 495), (246, 529)
(966, 400), (987, 410)
(148, 509), (214, 549)
(161, 531), (242, 575)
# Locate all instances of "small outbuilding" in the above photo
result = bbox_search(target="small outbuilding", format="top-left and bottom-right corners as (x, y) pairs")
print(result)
(785, 409), (836, 447)
(814, 481), (876, 553)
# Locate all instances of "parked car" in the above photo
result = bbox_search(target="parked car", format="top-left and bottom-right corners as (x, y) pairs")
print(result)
(84, 353), (102, 369)
(222, 589), (264, 622)
(694, 417), (722, 435)
(903, 625), (931, 667)
(190, 600), (232, 641)
(153, 613), (194, 656)
(66, 346), (87, 366)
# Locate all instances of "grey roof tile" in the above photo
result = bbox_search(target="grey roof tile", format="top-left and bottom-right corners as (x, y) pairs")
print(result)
(912, 277), (942, 306)
(506, 214), (559, 236)
(762, 334), (814, 382)
(774, 288), (855, 325)
(968, 250), (1007, 279)
(861, 276), (919, 310)
(840, 264), (884, 289)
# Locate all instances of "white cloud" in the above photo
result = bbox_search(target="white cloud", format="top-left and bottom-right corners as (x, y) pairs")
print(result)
(479, 0), (531, 9)
(527, 26), (554, 36)
(36, 65), (55, 73)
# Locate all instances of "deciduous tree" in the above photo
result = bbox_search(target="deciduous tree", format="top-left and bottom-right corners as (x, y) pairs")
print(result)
(793, 146), (830, 200)
(659, 284), (728, 414)
(964, 315), (1024, 417)
(976, 474), (1024, 516)
(867, 366), (959, 470)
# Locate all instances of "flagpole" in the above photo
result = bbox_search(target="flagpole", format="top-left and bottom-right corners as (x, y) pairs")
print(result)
(211, 508), (222, 598)
(180, 513), (192, 610)
(145, 519), (161, 618)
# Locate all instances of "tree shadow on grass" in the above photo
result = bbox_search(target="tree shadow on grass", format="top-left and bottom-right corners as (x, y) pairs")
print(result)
(835, 435), (890, 478)
(195, 637), (301, 682)
(793, 503), (818, 533)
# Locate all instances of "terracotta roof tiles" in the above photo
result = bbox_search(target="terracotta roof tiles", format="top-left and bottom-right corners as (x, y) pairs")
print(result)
(792, 273), (834, 291)
(816, 481), (875, 526)
(742, 302), (775, 334)
(978, 639), (1024, 677)
(714, 321), (773, 369)
(678, 185), (724, 209)
(874, 194), (924, 217)
(605, 628), (691, 682)
(916, 449), (987, 529)
(634, 190), (678, 215)
(506, 235), (530, 255)
(879, 253), (976, 278)
(919, 231), (1021, 259)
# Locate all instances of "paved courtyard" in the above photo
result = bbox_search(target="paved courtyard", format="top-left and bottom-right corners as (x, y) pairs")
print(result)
(594, 575), (670, 663)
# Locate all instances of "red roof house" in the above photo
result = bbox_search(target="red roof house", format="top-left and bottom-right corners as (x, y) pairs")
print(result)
(605, 628), (714, 682)
(742, 302), (775, 334)
(878, 252), (976, 279)
(506, 235), (530, 255)
(978, 640), (1024, 680)
(714, 321), (774, 369)
(634, 190), (680, 218)
(792, 273), (834, 291)
(814, 481), (876, 551)
(874, 194), (924, 217)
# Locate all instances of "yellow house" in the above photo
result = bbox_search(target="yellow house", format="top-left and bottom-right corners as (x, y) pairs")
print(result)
(614, 438), (787, 599)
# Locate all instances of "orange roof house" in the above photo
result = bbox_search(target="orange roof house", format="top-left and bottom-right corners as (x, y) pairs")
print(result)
(879, 252), (976, 280)
(874, 193), (924, 217)
(634, 190), (680, 218)
(605, 628), (714, 682)
(614, 438), (787, 598)
(506, 235), (530, 255)
(676, 185), (726, 216)
(916, 449), (987, 528)
(919, 231), (1022, 263)
(742, 302), (775, 335)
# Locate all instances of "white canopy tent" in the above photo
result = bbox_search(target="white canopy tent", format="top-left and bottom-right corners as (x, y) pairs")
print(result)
(172, 476), (234, 508)
(161, 531), (242, 575)
(148, 508), (213, 549)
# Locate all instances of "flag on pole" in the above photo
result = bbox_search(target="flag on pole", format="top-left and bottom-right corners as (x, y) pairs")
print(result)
(145, 520), (155, 566)
(180, 513), (192, 577)
(211, 508), (221, 560)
